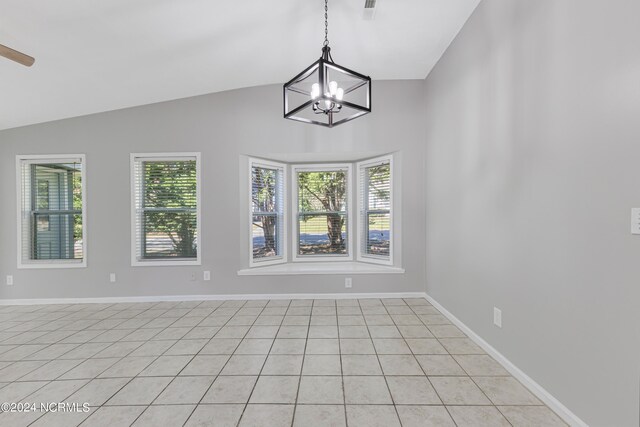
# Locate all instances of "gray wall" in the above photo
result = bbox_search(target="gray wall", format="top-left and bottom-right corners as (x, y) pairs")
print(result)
(0, 80), (426, 300)
(423, 1), (640, 426)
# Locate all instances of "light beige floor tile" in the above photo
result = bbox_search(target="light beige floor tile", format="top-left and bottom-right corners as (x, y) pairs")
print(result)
(129, 340), (176, 357)
(338, 315), (366, 326)
(234, 339), (274, 355)
(368, 326), (402, 338)
(341, 355), (382, 375)
(132, 404), (194, 427)
(261, 355), (303, 375)
(406, 338), (448, 355)
(239, 404), (294, 427)
(346, 405), (401, 427)
(180, 355), (229, 376)
(94, 341), (144, 358)
(79, 405), (145, 427)
(138, 355), (191, 376)
(220, 355), (266, 375)
(249, 375), (299, 403)
(269, 339), (306, 355)
(0, 361), (46, 381)
(183, 327), (220, 339)
(429, 377), (491, 405)
(245, 326), (279, 339)
(199, 338), (241, 354)
(154, 376), (215, 404)
(429, 324), (466, 338)
(378, 355), (424, 375)
(447, 406), (510, 427)
(397, 325), (434, 338)
(59, 358), (119, 379)
(338, 326), (370, 338)
(67, 378), (131, 406)
(184, 404), (244, 427)
(98, 356), (155, 378)
(415, 355), (466, 375)
(20, 359), (83, 381)
(339, 339), (375, 354)
(396, 405), (455, 427)
(25, 379), (87, 402)
(474, 376), (541, 405)
(343, 376), (392, 404)
(439, 338), (484, 354)
(0, 381), (48, 402)
(202, 375), (257, 403)
(164, 339), (208, 355)
(372, 339), (411, 354)
(305, 339), (339, 354)
(302, 355), (342, 375)
(106, 376), (173, 405)
(276, 326), (308, 338)
(386, 376), (441, 404)
(297, 376), (344, 404)
(453, 355), (510, 376)
(293, 405), (346, 427)
(30, 407), (93, 427)
(498, 406), (568, 426)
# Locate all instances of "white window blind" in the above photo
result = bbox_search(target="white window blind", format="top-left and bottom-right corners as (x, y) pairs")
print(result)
(250, 160), (286, 266)
(131, 153), (201, 265)
(294, 165), (351, 259)
(17, 155), (86, 268)
(359, 156), (392, 263)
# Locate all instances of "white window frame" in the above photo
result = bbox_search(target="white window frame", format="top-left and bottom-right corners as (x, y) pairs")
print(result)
(357, 155), (394, 266)
(16, 154), (88, 269)
(248, 157), (288, 268)
(130, 152), (202, 267)
(292, 163), (354, 262)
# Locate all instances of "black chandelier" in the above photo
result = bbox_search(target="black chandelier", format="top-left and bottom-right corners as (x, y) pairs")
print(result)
(283, 0), (372, 128)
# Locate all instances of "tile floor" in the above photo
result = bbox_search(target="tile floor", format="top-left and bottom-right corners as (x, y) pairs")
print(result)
(0, 297), (567, 427)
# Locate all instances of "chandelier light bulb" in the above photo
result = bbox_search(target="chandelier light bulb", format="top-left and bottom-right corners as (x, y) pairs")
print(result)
(329, 81), (338, 96)
(336, 87), (344, 101)
(311, 83), (320, 99)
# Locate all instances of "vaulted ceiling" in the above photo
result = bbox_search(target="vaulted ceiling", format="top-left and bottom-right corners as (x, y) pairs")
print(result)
(0, 0), (480, 130)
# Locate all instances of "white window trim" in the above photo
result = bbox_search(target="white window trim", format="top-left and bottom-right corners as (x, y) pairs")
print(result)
(248, 157), (288, 268)
(16, 154), (88, 269)
(130, 152), (202, 267)
(291, 163), (354, 263)
(356, 155), (394, 266)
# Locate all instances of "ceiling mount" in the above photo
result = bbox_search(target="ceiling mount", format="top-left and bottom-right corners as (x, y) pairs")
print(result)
(0, 43), (35, 67)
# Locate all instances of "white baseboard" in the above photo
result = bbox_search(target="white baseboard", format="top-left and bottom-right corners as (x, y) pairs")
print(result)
(424, 293), (588, 427)
(0, 292), (427, 306)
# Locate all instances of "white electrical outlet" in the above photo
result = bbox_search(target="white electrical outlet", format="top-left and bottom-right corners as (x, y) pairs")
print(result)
(631, 208), (640, 234)
(109, 273), (116, 283)
(345, 278), (352, 288)
(6, 275), (13, 286)
(493, 307), (502, 328)
(203, 271), (211, 281)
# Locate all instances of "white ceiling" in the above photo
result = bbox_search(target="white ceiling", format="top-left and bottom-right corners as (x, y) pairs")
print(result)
(0, 0), (480, 131)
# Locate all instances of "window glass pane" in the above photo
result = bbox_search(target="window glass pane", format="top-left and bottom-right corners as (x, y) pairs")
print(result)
(297, 170), (348, 256)
(23, 162), (83, 261)
(366, 212), (390, 257)
(299, 213), (347, 255)
(141, 160), (197, 259)
(362, 161), (391, 259)
(251, 166), (283, 261)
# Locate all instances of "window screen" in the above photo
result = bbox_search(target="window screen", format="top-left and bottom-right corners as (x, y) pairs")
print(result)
(296, 168), (349, 256)
(251, 162), (285, 263)
(360, 159), (391, 259)
(132, 155), (199, 263)
(18, 157), (85, 265)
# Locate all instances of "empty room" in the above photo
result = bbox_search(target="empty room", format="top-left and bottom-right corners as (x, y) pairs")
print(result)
(0, 0), (638, 426)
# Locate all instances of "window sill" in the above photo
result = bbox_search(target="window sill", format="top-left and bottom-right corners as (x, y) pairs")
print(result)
(237, 262), (405, 276)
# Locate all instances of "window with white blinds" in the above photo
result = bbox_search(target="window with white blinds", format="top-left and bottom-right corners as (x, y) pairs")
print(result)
(17, 155), (86, 268)
(131, 153), (201, 266)
(293, 164), (352, 260)
(250, 159), (286, 266)
(358, 155), (392, 264)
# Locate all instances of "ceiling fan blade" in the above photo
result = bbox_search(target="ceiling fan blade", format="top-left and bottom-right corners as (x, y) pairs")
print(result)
(0, 44), (35, 67)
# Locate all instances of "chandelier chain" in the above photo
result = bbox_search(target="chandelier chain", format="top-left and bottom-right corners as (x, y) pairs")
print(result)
(324, 0), (329, 46)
